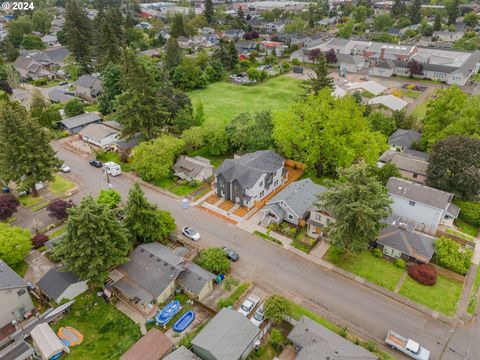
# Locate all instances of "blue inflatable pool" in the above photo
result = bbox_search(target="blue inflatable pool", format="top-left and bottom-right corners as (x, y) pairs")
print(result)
(173, 310), (195, 332)
(155, 300), (182, 326)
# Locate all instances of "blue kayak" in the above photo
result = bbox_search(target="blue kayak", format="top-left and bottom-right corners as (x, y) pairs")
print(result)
(173, 310), (195, 332)
(155, 300), (182, 326)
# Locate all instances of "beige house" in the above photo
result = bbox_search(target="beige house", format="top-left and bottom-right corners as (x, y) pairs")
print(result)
(306, 208), (335, 239)
(378, 149), (429, 184)
(173, 156), (214, 182)
(0, 261), (34, 329)
(74, 75), (103, 102)
(108, 243), (215, 317)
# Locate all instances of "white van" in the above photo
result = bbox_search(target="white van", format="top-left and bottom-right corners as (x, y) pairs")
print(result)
(103, 162), (122, 177)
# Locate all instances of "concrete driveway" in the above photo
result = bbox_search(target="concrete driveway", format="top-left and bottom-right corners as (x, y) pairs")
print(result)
(24, 250), (54, 284)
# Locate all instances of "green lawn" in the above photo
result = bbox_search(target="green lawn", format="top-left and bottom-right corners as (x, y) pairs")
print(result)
(19, 194), (45, 207)
(187, 76), (304, 124)
(151, 177), (202, 197)
(49, 174), (76, 197)
(52, 293), (141, 360)
(400, 88), (422, 98)
(324, 248), (405, 291)
(12, 260), (28, 277)
(96, 151), (135, 172)
(188, 149), (233, 168)
(468, 268), (480, 315)
(84, 104), (100, 112)
(411, 100), (429, 120)
(455, 219), (478, 238)
(49, 225), (66, 238)
(399, 275), (463, 316)
(446, 228), (475, 241)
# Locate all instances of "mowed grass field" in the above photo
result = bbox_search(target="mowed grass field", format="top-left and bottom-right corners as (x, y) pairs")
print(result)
(188, 75), (304, 123)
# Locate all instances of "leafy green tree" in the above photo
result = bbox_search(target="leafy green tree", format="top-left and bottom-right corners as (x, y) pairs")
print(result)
(32, 9), (53, 34)
(30, 91), (61, 127)
(273, 90), (387, 176)
(0, 100), (60, 196)
(171, 14), (186, 38)
(367, 112), (396, 136)
(0, 223), (31, 267)
(321, 161), (392, 253)
(203, 121), (229, 155)
(22, 35), (45, 50)
(98, 63), (122, 114)
(182, 126), (206, 152)
(0, 40), (19, 62)
(408, 0), (422, 24)
(373, 14), (395, 31)
(370, 163), (401, 186)
(264, 295), (291, 324)
(172, 58), (208, 90)
(353, 6), (369, 23)
(306, 54), (333, 95)
(464, 12), (479, 27)
(435, 237), (472, 275)
(391, 0), (406, 18)
(445, 0), (459, 24)
(64, 98), (85, 117)
(133, 134), (185, 180)
(116, 51), (169, 140)
(433, 13), (442, 31)
(337, 20), (353, 39)
(64, 0), (93, 70)
(124, 183), (176, 243)
(269, 329), (284, 351)
(426, 136), (480, 200)
(53, 197), (131, 283)
(164, 37), (183, 75)
(197, 247), (230, 274)
(204, 0), (215, 24)
(226, 111), (273, 152)
(7, 16), (33, 47)
(97, 189), (122, 209)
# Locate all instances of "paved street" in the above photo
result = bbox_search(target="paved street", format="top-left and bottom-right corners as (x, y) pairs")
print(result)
(16, 141), (478, 359)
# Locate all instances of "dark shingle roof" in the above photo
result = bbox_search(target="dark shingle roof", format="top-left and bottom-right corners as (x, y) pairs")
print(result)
(288, 316), (377, 360)
(192, 308), (260, 360)
(388, 129), (422, 148)
(60, 112), (101, 130)
(390, 155), (428, 176)
(0, 261), (27, 290)
(215, 151), (284, 188)
(37, 267), (82, 300)
(387, 177), (454, 210)
(164, 346), (200, 360)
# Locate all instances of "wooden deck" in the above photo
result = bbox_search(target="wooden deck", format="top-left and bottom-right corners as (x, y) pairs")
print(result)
(233, 206), (249, 217)
(218, 200), (234, 211)
(205, 194), (220, 205)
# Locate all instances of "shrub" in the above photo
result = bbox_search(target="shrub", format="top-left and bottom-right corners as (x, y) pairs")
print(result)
(394, 259), (406, 269)
(264, 295), (291, 324)
(408, 264), (436, 285)
(365, 340), (377, 352)
(457, 201), (480, 227)
(32, 233), (49, 248)
(372, 248), (383, 258)
(269, 329), (284, 351)
(47, 199), (74, 221)
(64, 98), (84, 117)
(435, 237), (473, 275)
(197, 247), (230, 274)
(339, 327), (348, 337)
(291, 58), (300, 66)
(0, 194), (20, 221)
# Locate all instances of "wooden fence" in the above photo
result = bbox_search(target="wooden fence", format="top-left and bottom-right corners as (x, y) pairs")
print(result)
(436, 229), (476, 250)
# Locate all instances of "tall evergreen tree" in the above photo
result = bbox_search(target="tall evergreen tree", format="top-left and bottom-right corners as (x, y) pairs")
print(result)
(445, 0), (460, 25)
(390, 0), (405, 18)
(95, 10), (122, 70)
(0, 100), (60, 196)
(30, 91), (61, 127)
(124, 183), (176, 243)
(53, 197), (131, 284)
(433, 13), (442, 31)
(204, 0), (215, 24)
(98, 63), (123, 114)
(64, 0), (93, 71)
(115, 51), (169, 140)
(408, 0), (422, 24)
(170, 14), (186, 38)
(306, 54), (333, 95)
(321, 161), (392, 253)
(227, 40), (238, 69)
(164, 37), (182, 75)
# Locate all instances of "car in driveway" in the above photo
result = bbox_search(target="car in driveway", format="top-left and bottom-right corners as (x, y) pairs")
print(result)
(182, 226), (200, 241)
(89, 160), (103, 168)
(238, 294), (260, 317)
(250, 304), (265, 327)
(59, 164), (71, 173)
(223, 247), (239, 261)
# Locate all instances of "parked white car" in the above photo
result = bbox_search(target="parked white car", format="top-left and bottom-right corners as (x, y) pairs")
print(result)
(182, 226), (200, 241)
(238, 294), (260, 317)
(250, 304), (265, 327)
(60, 164), (71, 173)
(385, 330), (430, 360)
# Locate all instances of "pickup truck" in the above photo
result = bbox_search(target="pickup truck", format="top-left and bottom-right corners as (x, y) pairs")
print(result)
(238, 294), (260, 317)
(385, 331), (430, 360)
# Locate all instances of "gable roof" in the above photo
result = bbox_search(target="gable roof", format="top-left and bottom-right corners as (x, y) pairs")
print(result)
(390, 154), (428, 176)
(288, 316), (377, 360)
(215, 150), (284, 188)
(37, 267), (83, 300)
(0, 261), (27, 290)
(192, 308), (260, 360)
(388, 129), (422, 148)
(368, 95), (408, 111)
(346, 80), (386, 96)
(266, 178), (325, 219)
(377, 225), (435, 262)
(173, 155), (213, 178)
(43, 46), (70, 63)
(60, 112), (102, 130)
(164, 346), (200, 360)
(74, 75), (102, 89)
(120, 328), (174, 360)
(79, 123), (119, 141)
(387, 177), (454, 210)
(337, 53), (365, 66)
(48, 89), (75, 103)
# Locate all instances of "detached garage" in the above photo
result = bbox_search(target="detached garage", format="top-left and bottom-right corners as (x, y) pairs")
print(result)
(37, 268), (88, 303)
(30, 323), (68, 360)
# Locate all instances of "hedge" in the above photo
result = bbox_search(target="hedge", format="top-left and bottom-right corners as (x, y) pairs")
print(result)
(435, 237), (473, 275)
(457, 201), (480, 227)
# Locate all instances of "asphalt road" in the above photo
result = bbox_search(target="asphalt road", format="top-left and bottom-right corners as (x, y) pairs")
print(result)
(17, 141), (475, 359)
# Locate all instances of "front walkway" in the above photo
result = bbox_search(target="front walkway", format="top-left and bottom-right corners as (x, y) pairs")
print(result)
(24, 250), (54, 284)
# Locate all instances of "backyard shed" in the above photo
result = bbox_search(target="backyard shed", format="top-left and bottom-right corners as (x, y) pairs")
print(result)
(120, 328), (174, 360)
(37, 267), (88, 303)
(30, 323), (67, 360)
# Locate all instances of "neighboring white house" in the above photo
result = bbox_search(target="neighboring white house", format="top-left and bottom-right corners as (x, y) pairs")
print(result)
(0, 261), (35, 329)
(214, 151), (287, 209)
(368, 95), (408, 112)
(387, 177), (460, 234)
(306, 207), (335, 239)
(260, 178), (325, 226)
(173, 155), (214, 182)
(37, 267), (88, 303)
(337, 54), (366, 73)
(79, 123), (120, 148)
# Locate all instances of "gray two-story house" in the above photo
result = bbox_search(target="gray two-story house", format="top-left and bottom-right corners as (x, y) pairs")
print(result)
(387, 177), (460, 234)
(0, 261), (34, 330)
(214, 151), (286, 209)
